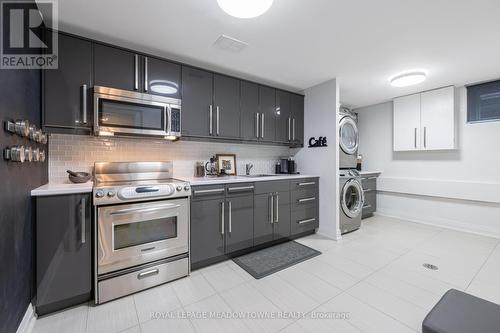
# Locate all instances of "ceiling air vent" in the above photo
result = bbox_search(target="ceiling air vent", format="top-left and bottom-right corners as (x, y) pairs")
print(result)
(213, 35), (248, 52)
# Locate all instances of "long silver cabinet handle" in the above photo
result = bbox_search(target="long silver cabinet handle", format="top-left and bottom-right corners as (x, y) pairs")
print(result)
(80, 197), (86, 244)
(414, 128), (417, 148)
(216, 106), (220, 136)
(261, 113), (264, 138)
(228, 201), (232, 233)
(221, 201), (225, 235)
(298, 181), (316, 186)
(292, 118), (296, 141)
(424, 126), (427, 148)
(81, 84), (87, 124)
(110, 204), (180, 216)
(194, 188), (225, 195)
(227, 186), (254, 192)
(134, 54), (139, 90)
(298, 218), (316, 225)
(288, 117), (291, 141)
(256, 113), (259, 138)
(144, 57), (148, 91)
(270, 195), (274, 224)
(298, 197), (316, 203)
(209, 105), (213, 136)
(274, 194), (279, 223)
(137, 268), (159, 280)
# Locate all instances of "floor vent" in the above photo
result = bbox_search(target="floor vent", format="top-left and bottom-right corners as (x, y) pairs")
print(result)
(423, 263), (439, 270)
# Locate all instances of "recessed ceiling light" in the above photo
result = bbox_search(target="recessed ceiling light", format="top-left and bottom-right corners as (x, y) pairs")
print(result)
(217, 0), (274, 18)
(390, 71), (427, 87)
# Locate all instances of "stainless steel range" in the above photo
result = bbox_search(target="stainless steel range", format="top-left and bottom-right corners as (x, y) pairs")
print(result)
(93, 161), (191, 304)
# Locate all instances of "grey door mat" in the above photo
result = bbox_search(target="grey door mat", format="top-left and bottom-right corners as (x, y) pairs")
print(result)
(232, 241), (321, 279)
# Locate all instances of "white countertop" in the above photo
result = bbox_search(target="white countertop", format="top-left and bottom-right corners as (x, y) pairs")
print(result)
(31, 181), (94, 196)
(181, 174), (319, 186)
(30, 174), (319, 196)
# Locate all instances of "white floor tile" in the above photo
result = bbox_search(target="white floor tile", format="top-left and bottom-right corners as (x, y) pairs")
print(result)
(466, 279), (500, 305)
(133, 283), (182, 323)
(33, 303), (88, 333)
(296, 257), (360, 290)
(141, 315), (195, 333)
(317, 251), (375, 279)
(119, 325), (141, 333)
(171, 273), (217, 306)
(87, 297), (138, 333)
(201, 262), (251, 293)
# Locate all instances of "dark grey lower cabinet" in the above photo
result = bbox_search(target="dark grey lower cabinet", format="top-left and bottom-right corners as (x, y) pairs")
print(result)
(254, 190), (291, 245)
(35, 194), (91, 315)
(225, 194), (254, 253)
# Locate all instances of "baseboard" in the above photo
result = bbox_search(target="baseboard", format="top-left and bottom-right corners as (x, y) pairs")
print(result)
(16, 303), (35, 333)
(374, 211), (500, 239)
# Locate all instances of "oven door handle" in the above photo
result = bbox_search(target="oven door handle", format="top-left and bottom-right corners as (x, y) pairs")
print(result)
(109, 204), (180, 216)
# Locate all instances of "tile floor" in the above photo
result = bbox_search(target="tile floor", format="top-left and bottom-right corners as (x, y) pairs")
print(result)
(32, 215), (500, 333)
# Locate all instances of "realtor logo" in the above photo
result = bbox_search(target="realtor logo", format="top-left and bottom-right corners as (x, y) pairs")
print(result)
(1, 0), (58, 69)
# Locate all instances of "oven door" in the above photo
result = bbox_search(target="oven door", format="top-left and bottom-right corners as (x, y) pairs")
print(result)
(94, 93), (168, 137)
(97, 198), (189, 274)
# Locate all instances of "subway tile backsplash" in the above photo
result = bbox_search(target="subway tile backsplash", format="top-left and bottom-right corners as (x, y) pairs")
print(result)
(48, 134), (291, 183)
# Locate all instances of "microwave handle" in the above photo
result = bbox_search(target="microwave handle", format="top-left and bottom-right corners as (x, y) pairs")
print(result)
(144, 57), (148, 92)
(134, 54), (139, 90)
(166, 106), (171, 134)
(93, 96), (100, 134)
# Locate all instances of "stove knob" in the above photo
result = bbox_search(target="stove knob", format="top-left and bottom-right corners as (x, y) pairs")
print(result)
(176, 185), (183, 191)
(107, 190), (116, 197)
(95, 190), (105, 198)
(184, 185), (191, 191)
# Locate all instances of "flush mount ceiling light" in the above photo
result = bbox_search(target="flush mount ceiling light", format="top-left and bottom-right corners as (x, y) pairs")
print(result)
(390, 71), (427, 87)
(217, 0), (274, 18)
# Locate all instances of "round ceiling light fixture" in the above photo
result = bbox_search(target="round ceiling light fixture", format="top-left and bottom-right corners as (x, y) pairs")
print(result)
(389, 70), (427, 87)
(217, 0), (274, 18)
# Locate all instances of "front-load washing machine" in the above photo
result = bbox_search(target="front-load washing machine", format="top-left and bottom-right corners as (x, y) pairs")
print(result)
(339, 169), (364, 234)
(339, 111), (359, 169)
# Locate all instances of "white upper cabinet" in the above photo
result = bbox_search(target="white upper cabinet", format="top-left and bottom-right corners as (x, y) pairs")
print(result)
(393, 86), (456, 151)
(393, 93), (421, 151)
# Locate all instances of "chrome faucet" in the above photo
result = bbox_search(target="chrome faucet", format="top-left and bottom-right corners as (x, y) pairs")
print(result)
(245, 163), (254, 175)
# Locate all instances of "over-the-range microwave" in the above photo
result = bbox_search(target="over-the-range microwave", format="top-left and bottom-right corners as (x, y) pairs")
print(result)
(93, 86), (181, 140)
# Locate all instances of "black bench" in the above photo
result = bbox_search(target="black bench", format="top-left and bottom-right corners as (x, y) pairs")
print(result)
(423, 289), (500, 333)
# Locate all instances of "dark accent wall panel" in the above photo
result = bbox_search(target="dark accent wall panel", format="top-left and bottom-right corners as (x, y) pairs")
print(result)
(0, 68), (47, 332)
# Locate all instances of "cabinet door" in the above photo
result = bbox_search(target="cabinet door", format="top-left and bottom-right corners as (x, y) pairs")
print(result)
(190, 198), (225, 265)
(291, 94), (304, 146)
(275, 90), (292, 142)
(214, 74), (240, 138)
(393, 94), (421, 151)
(420, 86), (455, 150)
(44, 33), (92, 130)
(36, 194), (91, 315)
(144, 56), (181, 99)
(181, 66), (213, 137)
(225, 195), (254, 253)
(240, 81), (260, 141)
(273, 191), (291, 240)
(94, 44), (138, 91)
(260, 86), (277, 142)
(254, 194), (274, 245)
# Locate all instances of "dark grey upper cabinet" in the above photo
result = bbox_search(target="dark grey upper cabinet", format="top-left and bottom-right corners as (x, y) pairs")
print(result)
(144, 56), (181, 99)
(260, 86), (277, 142)
(94, 44), (138, 91)
(35, 194), (91, 315)
(225, 194), (254, 253)
(43, 33), (92, 130)
(213, 74), (240, 139)
(275, 90), (292, 142)
(291, 94), (304, 146)
(254, 193), (274, 246)
(273, 191), (291, 240)
(181, 66), (213, 137)
(190, 198), (225, 266)
(240, 81), (260, 141)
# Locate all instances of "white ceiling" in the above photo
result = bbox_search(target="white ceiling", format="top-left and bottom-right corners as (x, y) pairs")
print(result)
(44, 0), (500, 107)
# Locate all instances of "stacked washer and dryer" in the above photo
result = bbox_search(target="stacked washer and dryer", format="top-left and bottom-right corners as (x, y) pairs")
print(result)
(339, 109), (364, 234)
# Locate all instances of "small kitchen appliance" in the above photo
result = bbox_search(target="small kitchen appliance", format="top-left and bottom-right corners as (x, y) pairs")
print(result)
(277, 157), (297, 174)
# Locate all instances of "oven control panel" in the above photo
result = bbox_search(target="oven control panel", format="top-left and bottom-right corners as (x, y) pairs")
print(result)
(93, 183), (191, 205)
(118, 184), (175, 200)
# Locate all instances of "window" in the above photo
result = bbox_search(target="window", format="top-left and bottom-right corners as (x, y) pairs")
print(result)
(467, 80), (500, 122)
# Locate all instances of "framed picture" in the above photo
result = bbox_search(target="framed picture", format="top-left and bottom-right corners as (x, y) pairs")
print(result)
(216, 154), (237, 175)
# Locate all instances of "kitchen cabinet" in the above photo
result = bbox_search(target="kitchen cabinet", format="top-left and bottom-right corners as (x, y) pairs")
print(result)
(240, 81), (260, 141)
(94, 44), (138, 91)
(35, 193), (91, 315)
(225, 187), (254, 253)
(291, 94), (304, 146)
(275, 90), (292, 143)
(181, 66), (213, 137)
(43, 33), (92, 131)
(213, 74), (240, 138)
(290, 178), (319, 236)
(393, 86), (455, 151)
(144, 56), (181, 99)
(253, 194), (274, 245)
(260, 86), (277, 141)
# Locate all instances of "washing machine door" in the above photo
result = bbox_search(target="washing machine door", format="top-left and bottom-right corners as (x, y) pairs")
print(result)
(341, 179), (364, 218)
(339, 116), (359, 155)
